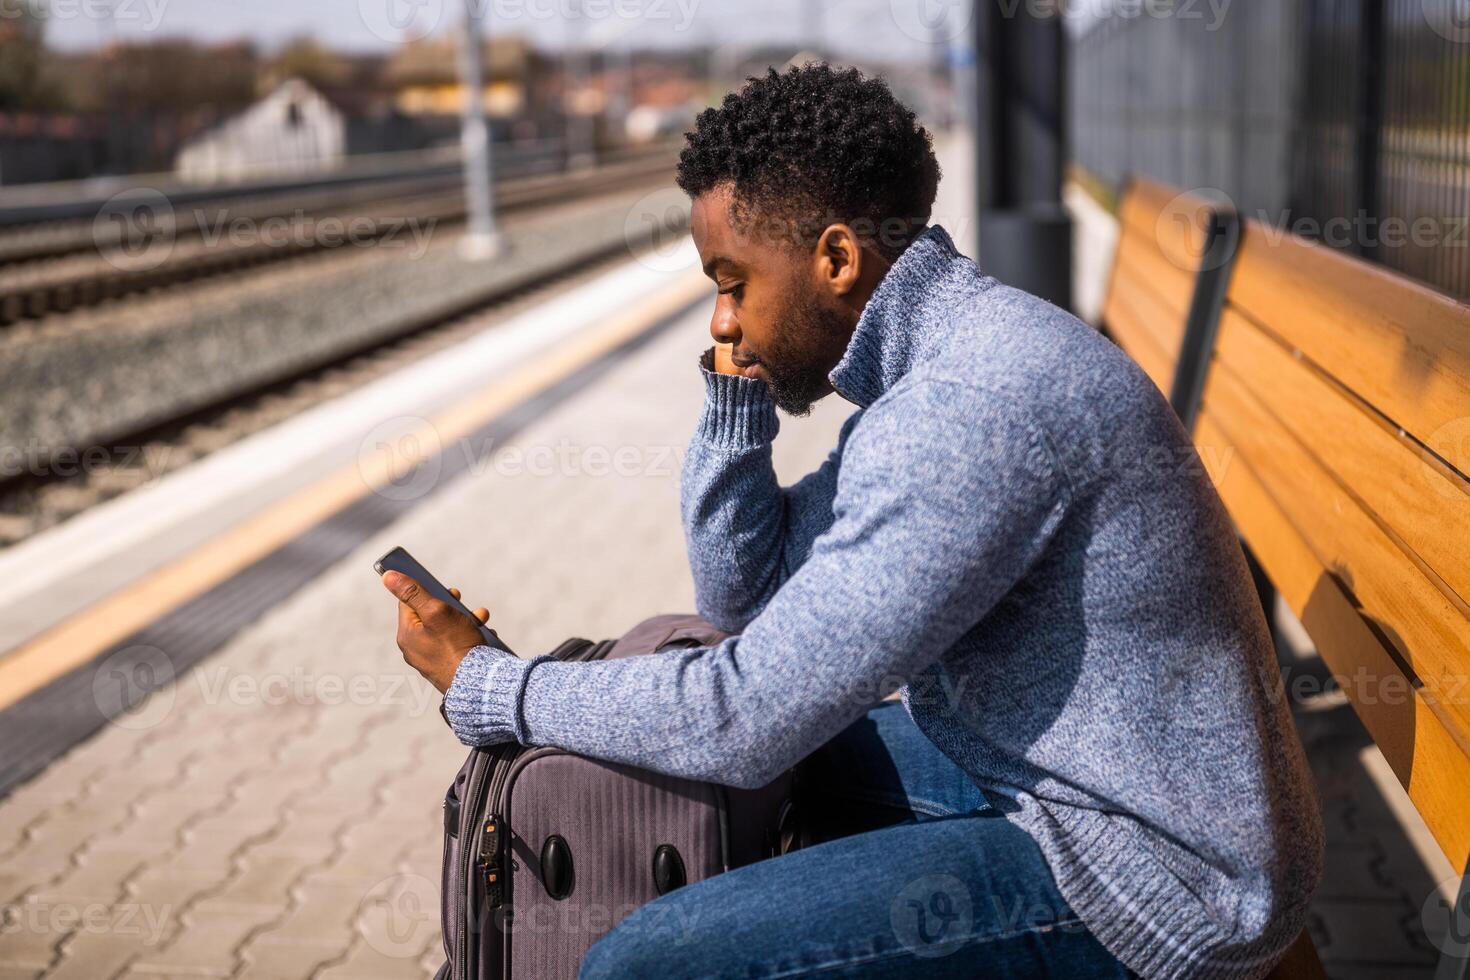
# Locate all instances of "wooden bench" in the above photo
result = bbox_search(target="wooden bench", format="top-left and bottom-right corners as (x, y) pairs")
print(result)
(1099, 176), (1470, 979)
(1099, 176), (1239, 430)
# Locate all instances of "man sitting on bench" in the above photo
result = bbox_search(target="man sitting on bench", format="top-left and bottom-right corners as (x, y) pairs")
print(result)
(388, 64), (1324, 979)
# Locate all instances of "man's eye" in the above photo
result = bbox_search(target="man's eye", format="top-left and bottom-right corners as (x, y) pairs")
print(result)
(730, 284), (746, 302)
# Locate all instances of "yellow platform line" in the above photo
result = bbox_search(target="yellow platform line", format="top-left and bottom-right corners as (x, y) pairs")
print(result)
(0, 268), (711, 711)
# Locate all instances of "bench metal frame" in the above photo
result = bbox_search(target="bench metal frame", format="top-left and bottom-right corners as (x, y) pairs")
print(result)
(1167, 206), (1240, 434)
(1438, 863), (1470, 980)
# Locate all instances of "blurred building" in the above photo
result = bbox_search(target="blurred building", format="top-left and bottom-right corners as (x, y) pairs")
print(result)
(174, 78), (345, 182)
(0, 40), (261, 184)
(387, 35), (541, 121)
(0, 112), (97, 185)
(618, 55), (701, 144)
(288, 51), (438, 158)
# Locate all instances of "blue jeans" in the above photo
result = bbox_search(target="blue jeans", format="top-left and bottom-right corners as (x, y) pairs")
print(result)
(580, 702), (1130, 978)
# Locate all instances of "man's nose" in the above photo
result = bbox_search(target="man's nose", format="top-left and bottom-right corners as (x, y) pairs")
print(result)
(710, 302), (740, 347)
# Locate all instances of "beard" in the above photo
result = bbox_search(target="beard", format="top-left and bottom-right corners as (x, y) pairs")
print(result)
(758, 292), (851, 416)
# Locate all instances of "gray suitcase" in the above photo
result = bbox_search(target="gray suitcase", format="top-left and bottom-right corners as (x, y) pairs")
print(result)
(437, 614), (799, 980)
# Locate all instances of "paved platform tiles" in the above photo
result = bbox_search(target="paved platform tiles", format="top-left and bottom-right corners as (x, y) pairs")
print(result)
(3, 150), (1460, 973)
(0, 305), (852, 979)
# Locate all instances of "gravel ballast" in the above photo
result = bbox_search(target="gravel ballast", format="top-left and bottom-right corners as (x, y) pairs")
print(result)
(0, 185), (687, 467)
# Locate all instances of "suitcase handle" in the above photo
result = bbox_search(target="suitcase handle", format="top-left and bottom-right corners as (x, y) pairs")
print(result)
(443, 786), (461, 838)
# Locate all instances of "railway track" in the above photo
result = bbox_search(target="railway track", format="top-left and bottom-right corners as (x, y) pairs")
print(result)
(0, 183), (693, 548)
(0, 171), (459, 268)
(0, 138), (571, 236)
(0, 148), (679, 324)
(0, 141), (662, 263)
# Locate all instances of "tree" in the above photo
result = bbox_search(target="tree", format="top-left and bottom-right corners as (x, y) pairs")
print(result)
(70, 40), (258, 114)
(266, 38), (348, 92)
(0, 2), (49, 110)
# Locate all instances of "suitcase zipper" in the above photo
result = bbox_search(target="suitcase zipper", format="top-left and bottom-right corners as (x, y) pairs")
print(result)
(479, 814), (503, 907)
(453, 637), (606, 980)
(454, 752), (493, 980)
(454, 748), (519, 980)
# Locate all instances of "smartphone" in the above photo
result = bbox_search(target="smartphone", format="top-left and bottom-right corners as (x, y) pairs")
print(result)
(375, 546), (513, 654)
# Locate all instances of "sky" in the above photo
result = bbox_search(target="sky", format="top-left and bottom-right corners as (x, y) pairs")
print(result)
(39, 0), (984, 59)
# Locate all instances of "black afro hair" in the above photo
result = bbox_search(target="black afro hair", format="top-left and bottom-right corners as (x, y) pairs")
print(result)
(676, 63), (941, 262)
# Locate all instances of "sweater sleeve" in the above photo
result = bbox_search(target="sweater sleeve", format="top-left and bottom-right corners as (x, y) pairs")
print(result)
(446, 380), (1072, 785)
(679, 349), (857, 632)
(441, 646), (554, 746)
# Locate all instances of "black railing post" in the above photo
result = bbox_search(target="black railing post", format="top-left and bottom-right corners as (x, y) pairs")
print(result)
(1355, 0), (1385, 261)
(972, 0), (1073, 311)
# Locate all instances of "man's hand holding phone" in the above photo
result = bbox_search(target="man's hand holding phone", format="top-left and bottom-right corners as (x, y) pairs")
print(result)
(382, 572), (491, 694)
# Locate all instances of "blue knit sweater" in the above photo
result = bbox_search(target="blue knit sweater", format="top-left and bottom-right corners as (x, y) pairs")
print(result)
(445, 225), (1324, 979)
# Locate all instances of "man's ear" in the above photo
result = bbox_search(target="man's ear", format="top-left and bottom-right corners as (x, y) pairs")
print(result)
(813, 224), (863, 297)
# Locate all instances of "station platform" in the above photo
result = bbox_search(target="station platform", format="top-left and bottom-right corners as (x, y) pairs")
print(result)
(0, 246), (853, 978)
(0, 130), (1452, 979)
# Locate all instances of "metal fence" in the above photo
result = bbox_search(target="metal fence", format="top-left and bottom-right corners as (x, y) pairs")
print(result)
(1070, 0), (1470, 303)
(1373, 0), (1470, 299)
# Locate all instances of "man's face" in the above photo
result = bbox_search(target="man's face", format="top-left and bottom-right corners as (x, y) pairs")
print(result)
(690, 185), (853, 415)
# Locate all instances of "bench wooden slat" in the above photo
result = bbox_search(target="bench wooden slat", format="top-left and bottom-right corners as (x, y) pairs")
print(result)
(1103, 276), (1179, 395)
(1197, 412), (1470, 869)
(1117, 177), (1212, 276)
(1109, 220), (1199, 317)
(1106, 260), (1192, 366)
(1214, 308), (1470, 608)
(1229, 222), (1470, 457)
(1199, 362), (1470, 743)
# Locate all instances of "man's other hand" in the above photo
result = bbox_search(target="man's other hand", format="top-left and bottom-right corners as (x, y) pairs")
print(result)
(382, 571), (491, 694)
(714, 342), (769, 381)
